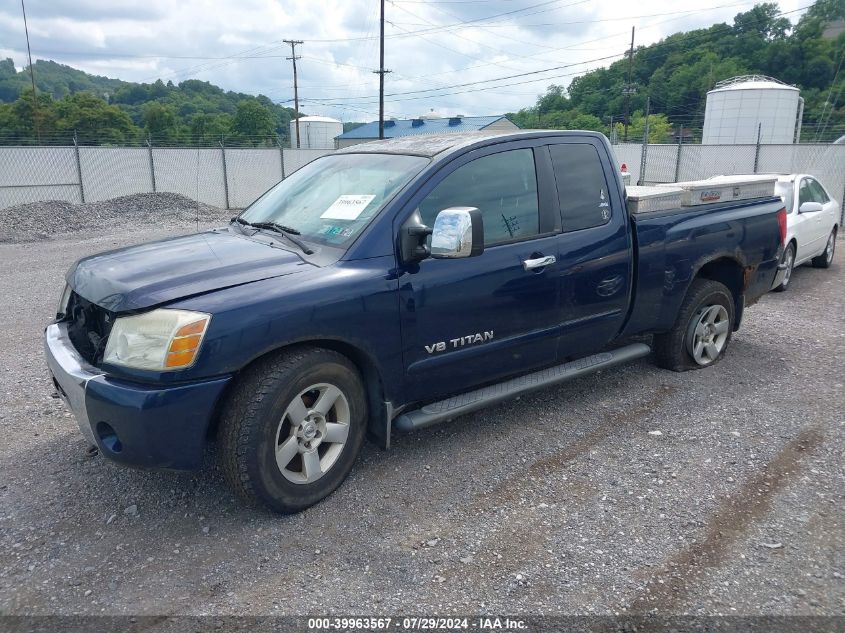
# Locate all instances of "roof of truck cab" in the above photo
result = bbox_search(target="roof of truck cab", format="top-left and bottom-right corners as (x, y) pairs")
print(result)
(335, 130), (604, 159)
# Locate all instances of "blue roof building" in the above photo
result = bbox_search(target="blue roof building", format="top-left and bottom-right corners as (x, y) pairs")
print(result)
(334, 114), (519, 148)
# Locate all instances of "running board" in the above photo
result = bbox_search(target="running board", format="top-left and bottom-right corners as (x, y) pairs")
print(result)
(393, 342), (651, 433)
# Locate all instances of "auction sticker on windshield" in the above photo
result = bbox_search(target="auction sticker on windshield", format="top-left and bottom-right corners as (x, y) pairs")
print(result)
(321, 194), (376, 220)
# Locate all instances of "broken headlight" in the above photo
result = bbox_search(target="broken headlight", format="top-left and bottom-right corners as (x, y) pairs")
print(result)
(103, 309), (211, 371)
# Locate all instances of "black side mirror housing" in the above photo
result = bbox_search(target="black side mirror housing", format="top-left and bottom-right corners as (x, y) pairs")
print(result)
(400, 211), (433, 264)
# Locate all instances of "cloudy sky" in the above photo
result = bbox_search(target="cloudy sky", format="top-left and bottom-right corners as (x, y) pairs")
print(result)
(0, 0), (809, 122)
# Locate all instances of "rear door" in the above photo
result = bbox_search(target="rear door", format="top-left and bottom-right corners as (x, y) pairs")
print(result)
(546, 140), (632, 360)
(396, 141), (563, 402)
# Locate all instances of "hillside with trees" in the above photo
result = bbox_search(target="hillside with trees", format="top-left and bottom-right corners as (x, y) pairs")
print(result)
(0, 60), (299, 146)
(0, 0), (842, 145)
(508, 0), (845, 142)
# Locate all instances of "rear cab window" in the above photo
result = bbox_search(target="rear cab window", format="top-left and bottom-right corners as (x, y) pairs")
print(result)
(548, 144), (612, 232)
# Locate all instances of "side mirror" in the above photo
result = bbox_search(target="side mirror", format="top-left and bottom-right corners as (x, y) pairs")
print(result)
(799, 201), (823, 213)
(430, 207), (484, 259)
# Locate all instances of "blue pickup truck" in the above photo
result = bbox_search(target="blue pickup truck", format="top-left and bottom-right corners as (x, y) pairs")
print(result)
(45, 131), (786, 512)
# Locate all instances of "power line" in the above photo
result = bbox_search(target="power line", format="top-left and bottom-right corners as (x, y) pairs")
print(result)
(301, 51), (624, 105)
(136, 0), (575, 83)
(300, 3), (812, 116)
(15, 0), (763, 83)
(387, 0), (540, 65)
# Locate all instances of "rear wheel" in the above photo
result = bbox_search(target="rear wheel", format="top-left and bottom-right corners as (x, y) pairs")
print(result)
(654, 279), (735, 372)
(219, 347), (367, 513)
(812, 229), (836, 269)
(773, 242), (795, 292)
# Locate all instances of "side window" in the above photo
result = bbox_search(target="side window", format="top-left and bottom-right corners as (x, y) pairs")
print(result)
(548, 143), (612, 232)
(418, 149), (539, 246)
(808, 179), (830, 203)
(798, 179), (814, 206)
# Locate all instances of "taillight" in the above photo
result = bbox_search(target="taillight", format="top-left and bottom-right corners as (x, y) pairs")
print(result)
(776, 207), (787, 246)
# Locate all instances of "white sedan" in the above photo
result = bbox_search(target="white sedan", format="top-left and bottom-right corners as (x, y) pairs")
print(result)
(772, 174), (840, 292)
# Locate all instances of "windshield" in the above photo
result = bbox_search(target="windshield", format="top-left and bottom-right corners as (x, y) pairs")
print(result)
(239, 152), (429, 248)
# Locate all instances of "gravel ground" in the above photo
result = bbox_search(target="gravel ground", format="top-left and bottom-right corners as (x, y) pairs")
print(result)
(0, 192), (231, 243)
(0, 224), (843, 618)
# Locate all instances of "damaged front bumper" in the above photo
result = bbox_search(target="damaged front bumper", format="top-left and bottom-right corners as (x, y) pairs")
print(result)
(44, 322), (231, 470)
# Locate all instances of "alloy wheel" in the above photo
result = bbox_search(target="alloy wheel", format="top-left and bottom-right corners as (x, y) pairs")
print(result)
(274, 383), (351, 484)
(686, 304), (730, 366)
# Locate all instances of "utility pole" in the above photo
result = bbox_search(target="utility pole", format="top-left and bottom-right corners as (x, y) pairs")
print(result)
(623, 26), (635, 143)
(373, 0), (391, 139)
(21, 0), (40, 143)
(284, 39), (303, 148)
(638, 96), (651, 186)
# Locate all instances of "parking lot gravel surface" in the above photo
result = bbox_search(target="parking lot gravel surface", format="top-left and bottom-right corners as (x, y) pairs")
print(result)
(0, 221), (842, 617)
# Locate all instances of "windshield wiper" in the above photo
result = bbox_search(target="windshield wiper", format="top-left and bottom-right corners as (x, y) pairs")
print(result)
(232, 218), (314, 255)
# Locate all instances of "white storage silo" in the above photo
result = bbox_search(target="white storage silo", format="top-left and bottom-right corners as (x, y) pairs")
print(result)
(289, 115), (344, 149)
(702, 76), (803, 144)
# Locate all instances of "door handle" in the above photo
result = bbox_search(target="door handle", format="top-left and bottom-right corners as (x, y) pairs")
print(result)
(523, 255), (556, 271)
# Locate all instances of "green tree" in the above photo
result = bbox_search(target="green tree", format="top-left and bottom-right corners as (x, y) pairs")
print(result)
(231, 100), (276, 140)
(10, 89), (58, 141)
(142, 102), (177, 140)
(614, 112), (674, 143)
(53, 92), (137, 143)
(189, 112), (233, 142)
(0, 58), (15, 80)
(733, 3), (791, 40)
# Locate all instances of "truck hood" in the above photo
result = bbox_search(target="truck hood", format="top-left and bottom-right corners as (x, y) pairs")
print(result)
(67, 229), (312, 312)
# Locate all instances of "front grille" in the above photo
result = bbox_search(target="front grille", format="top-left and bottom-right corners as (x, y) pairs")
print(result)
(64, 292), (115, 364)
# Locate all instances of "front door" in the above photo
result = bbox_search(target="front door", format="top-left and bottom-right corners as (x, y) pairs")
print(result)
(396, 142), (563, 403)
(796, 177), (823, 260)
(807, 177), (837, 253)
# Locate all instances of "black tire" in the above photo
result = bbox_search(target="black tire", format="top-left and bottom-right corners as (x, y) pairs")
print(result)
(654, 279), (735, 372)
(772, 242), (795, 292)
(219, 346), (367, 513)
(811, 228), (836, 269)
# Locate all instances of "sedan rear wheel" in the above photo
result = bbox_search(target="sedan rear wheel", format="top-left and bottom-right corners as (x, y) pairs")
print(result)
(773, 243), (795, 292)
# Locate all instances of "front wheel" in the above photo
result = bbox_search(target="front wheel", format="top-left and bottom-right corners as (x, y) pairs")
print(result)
(219, 347), (367, 513)
(812, 229), (836, 269)
(654, 279), (735, 372)
(773, 242), (795, 292)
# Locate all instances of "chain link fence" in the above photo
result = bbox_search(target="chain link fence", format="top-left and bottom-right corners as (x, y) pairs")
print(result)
(1, 138), (843, 220)
(0, 137), (333, 211)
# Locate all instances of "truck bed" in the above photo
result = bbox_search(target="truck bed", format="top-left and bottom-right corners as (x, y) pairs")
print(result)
(621, 196), (784, 337)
